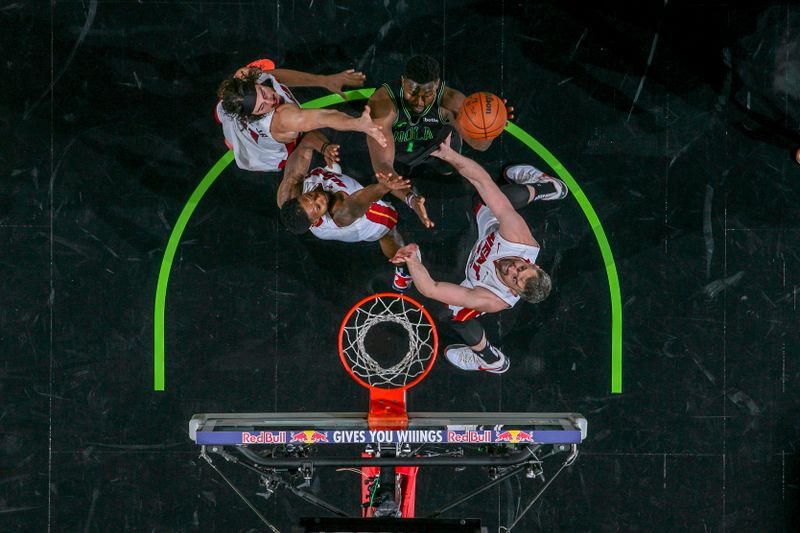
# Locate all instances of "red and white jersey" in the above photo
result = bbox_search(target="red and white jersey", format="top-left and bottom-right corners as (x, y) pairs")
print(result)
(449, 204), (539, 320)
(215, 73), (300, 172)
(303, 167), (397, 243)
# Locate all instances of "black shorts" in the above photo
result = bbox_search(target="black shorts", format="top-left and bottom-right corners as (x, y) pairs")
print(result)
(394, 127), (463, 177)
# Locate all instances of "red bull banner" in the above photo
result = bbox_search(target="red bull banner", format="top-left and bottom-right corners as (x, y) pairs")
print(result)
(196, 428), (582, 445)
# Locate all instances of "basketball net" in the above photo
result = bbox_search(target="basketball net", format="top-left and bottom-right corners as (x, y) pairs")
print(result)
(339, 293), (438, 429)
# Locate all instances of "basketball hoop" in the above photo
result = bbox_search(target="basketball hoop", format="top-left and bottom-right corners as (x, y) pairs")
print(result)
(338, 293), (438, 429)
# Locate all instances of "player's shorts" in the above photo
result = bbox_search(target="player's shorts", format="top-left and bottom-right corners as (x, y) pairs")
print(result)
(359, 202), (398, 242)
(310, 201), (397, 243)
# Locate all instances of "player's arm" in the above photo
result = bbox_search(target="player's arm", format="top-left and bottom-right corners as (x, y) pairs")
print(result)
(366, 88), (398, 176)
(441, 88), (494, 151)
(367, 88), (435, 229)
(390, 244), (509, 313)
(431, 138), (536, 246)
(293, 130), (341, 168)
(269, 68), (366, 99)
(275, 105), (387, 147)
(332, 172), (410, 227)
(235, 61), (366, 99)
(276, 135), (319, 208)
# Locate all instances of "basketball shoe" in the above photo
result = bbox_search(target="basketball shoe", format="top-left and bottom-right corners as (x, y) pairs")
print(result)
(503, 165), (569, 201)
(392, 268), (413, 292)
(444, 344), (510, 374)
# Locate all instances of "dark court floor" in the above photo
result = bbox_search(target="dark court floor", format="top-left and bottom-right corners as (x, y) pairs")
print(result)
(3, 1), (800, 531)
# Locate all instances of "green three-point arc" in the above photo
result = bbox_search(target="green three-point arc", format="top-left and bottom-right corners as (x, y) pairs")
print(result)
(153, 88), (623, 393)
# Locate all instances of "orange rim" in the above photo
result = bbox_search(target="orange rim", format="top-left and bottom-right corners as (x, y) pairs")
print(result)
(338, 292), (438, 391)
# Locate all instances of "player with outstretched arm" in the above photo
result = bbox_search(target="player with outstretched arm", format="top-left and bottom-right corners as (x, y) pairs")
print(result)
(390, 136), (568, 373)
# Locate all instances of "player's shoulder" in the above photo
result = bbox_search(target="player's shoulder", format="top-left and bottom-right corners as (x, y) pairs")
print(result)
(368, 84), (391, 102)
(368, 86), (396, 120)
(273, 100), (300, 118)
(441, 86), (466, 111)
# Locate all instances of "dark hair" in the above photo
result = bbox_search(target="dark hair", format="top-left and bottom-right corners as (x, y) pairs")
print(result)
(216, 69), (273, 126)
(279, 197), (311, 235)
(520, 268), (552, 304)
(403, 55), (440, 84)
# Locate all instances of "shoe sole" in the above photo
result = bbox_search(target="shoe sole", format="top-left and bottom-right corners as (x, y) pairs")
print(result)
(483, 361), (510, 374)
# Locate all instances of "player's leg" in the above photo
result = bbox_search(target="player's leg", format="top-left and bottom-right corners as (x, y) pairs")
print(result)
(380, 229), (412, 292)
(442, 309), (509, 374)
(501, 165), (569, 209)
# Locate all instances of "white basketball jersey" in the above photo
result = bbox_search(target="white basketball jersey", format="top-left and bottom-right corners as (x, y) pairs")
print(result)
(215, 73), (300, 172)
(462, 204), (540, 308)
(303, 167), (397, 243)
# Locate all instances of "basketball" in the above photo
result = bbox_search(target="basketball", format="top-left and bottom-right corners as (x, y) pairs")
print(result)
(457, 92), (507, 140)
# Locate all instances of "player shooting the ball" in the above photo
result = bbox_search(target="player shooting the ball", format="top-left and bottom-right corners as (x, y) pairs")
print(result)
(367, 55), (513, 229)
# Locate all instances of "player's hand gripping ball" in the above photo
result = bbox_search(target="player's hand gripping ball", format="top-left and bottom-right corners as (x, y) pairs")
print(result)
(458, 92), (508, 140)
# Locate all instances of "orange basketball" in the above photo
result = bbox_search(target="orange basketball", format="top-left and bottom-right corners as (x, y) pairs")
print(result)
(457, 92), (507, 140)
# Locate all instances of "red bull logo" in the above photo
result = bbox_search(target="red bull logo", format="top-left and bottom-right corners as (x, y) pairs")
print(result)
(241, 431), (286, 444)
(290, 430), (329, 444)
(495, 430), (535, 443)
(446, 430), (492, 443)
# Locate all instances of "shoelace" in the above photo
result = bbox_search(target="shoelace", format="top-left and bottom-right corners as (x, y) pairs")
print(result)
(521, 168), (543, 182)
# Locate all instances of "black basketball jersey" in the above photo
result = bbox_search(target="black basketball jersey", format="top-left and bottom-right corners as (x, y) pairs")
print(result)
(382, 80), (451, 168)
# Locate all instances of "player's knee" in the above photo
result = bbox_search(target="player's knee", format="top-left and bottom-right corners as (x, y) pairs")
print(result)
(449, 317), (485, 346)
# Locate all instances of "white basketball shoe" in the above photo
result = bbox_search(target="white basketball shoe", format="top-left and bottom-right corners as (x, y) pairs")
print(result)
(444, 344), (510, 374)
(503, 165), (569, 201)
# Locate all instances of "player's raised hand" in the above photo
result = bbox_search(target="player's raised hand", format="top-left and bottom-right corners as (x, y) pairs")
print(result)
(357, 105), (387, 147)
(502, 98), (515, 123)
(431, 133), (456, 160)
(410, 194), (434, 229)
(390, 244), (421, 265)
(322, 143), (340, 168)
(375, 172), (411, 191)
(235, 66), (260, 80)
(324, 69), (367, 100)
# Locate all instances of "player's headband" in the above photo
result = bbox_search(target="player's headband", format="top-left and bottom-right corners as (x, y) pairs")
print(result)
(241, 82), (257, 115)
